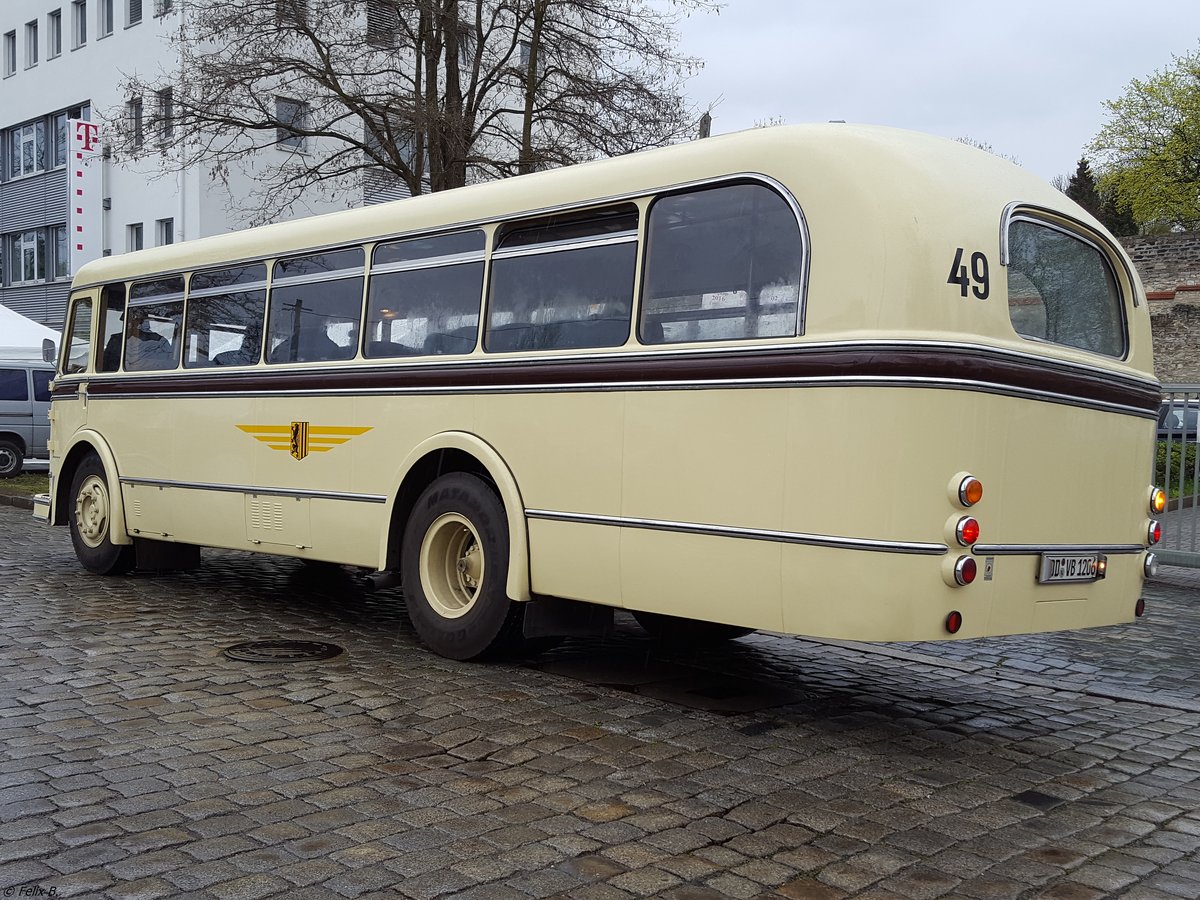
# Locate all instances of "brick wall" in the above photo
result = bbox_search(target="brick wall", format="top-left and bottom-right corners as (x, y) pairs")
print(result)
(1120, 235), (1200, 384)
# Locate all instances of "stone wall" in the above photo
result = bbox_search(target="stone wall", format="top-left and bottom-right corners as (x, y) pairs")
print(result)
(1122, 234), (1200, 293)
(1120, 235), (1200, 384)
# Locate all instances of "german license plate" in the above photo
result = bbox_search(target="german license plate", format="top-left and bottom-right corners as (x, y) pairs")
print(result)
(1038, 553), (1105, 584)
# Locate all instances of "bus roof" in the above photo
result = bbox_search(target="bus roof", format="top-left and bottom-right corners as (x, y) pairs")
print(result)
(72, 124), (1081, 290)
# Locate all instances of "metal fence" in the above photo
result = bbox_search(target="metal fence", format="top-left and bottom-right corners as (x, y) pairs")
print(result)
(1157, 384), (1200, 567)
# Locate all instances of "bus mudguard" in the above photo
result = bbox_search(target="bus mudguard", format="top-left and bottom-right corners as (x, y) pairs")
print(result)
(384, 431), (532, 603)
(59, 430), (133, 546)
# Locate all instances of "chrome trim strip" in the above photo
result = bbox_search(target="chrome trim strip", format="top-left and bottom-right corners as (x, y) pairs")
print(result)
(525, 508), (948, 556)
(187, 281), (270, 299)
(119, 476), (387, 504)
(57, 338), (1160, 394)
(369, 252), (484, 276)
(129, 292), (186, 307)
(89, 374), (1158, 419)
(973, 543), (1144, 556)
(491, 232), (638, 260)
(269, 270), (365, 289)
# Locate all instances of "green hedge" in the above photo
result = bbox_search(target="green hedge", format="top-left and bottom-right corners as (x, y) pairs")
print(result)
(1156, 441), (1199, 497)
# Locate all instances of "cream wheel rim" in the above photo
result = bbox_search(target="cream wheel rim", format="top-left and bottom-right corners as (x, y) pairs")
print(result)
(75, 474), (110, 549)
(419, 513), (485, 619)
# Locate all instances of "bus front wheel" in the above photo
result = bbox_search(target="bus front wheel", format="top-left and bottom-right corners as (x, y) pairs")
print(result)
(402, 473), (523, 660)
(68, 455), (135, 575)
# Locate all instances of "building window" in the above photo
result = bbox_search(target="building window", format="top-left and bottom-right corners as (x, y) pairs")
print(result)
(127, 97), (144, 148)
(127, 223), (144, 252)
(52, 113), (67, 167)
(51, 225), (69, 279)
(7, 231), (47, 285)
(101, 0), (114, 36)
(156, 218), (174, 246)
(276, 0), (307, 27)
(72, 0), (87, 47)
(366, 1), (398, 47)
(128, 0), (142, 26)
(7, 121), (47, 179)
(48, 10), (63, 58)
(2, 32), (15, 77)
(25, 21), (39, 67)
(155, 87), (173, 142)
(275, 97), (308, 151)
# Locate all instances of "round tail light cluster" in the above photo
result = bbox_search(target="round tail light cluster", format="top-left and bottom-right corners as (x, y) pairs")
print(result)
(958, 476), (984, 507)
(1150, 487), (1167, 516)
(953, 556), (977, 586)
(1148, 520), (1162, 545)
(956, 517), (980, 547)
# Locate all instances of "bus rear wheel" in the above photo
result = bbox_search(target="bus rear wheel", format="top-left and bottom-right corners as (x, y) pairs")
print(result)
(402, 473), (523, 660)
(632, 610), (756, 645)
(68, 455), (135, 575)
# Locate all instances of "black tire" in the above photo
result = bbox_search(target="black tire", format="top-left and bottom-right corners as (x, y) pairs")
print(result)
(401, 473), (524, 660)
(68, 454), (135, 575)
(632, 610), (755, 645)
(0, 439), (23, 478)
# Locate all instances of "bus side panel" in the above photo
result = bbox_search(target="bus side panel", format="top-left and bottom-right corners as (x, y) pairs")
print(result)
(618, 389), (787, 629)
(475, 391), (624, 602)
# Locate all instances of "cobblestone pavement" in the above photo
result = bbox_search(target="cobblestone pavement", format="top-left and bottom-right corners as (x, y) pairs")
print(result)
(1, 504), (1199, 900)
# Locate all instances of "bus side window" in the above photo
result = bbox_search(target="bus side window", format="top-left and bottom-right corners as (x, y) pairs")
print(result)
(99, 283), (126, 373)
(125, 276), (185, 372)
(62, 295), (93, 375)
(267, 249), (363, 364)
(486, 205), (637, 353)
(184, 264), (268, 368)
(366, 230), (485, 358)
(640, 182), (803, 344)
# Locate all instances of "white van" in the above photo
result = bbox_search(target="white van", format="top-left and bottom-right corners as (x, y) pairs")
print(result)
(0, 359), (53, 477)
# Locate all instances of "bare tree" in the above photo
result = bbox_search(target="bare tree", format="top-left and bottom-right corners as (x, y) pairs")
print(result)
(108, 0), (714, 223)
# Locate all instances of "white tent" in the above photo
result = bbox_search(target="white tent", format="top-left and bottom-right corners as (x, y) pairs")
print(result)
(0, 304), (60, 361)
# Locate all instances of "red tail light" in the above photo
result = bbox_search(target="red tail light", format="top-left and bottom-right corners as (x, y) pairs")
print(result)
(1148, 521), (1162, 545)
(954, 556), (977, 586)
(945, 610), (963, 633)
(956, 517), (980, 546)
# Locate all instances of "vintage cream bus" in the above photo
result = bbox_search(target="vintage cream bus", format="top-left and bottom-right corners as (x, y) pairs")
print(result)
(36, 125), (1164, 660)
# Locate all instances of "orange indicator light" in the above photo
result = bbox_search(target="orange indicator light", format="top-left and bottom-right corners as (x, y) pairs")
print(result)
(1150, 487), (1166, 515)
(958, 476), (984, 507)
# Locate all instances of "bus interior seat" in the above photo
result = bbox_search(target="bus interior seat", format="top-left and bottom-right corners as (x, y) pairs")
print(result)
(554, 318), (630, 349)
(640, 319), (664, 344)
(211, 349), (255, 366)
(366, 340), (418, 358)
(423, 327), (478, 355)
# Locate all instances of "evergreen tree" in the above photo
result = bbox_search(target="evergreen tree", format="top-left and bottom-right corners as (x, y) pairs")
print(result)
(1065, 158), (1103, 219)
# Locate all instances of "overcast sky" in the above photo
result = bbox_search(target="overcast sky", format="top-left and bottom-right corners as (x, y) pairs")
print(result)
(672, 1), (1200, 183)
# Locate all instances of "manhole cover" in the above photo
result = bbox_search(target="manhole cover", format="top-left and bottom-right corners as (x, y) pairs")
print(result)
(223, 640), (344, 662)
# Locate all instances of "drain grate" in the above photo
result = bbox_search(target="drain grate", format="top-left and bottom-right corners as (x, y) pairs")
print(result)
(223, 640), (344, 663)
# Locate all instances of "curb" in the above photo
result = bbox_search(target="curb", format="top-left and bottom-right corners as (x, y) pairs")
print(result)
(0, 493), (35, 511)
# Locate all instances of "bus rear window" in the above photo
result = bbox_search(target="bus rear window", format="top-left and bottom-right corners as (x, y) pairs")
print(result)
(1006, 219), (1125, 358)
